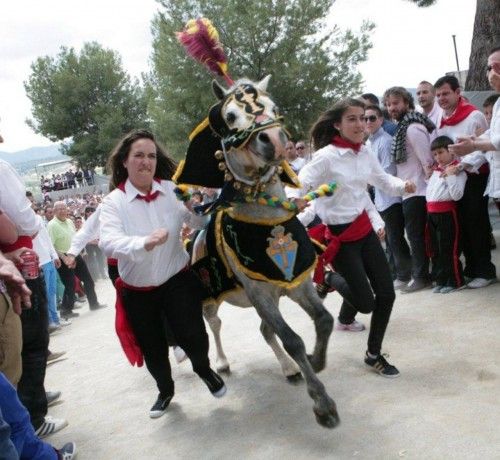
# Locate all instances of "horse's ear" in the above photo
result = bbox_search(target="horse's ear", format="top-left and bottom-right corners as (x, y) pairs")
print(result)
(212, 80), (226, 100)
(256, 74), (271, 92)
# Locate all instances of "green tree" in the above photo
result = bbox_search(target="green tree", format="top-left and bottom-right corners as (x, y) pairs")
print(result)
(407, 0), (500, 91)
(25, 42), (149, 167)
(147, 0), (373, 158)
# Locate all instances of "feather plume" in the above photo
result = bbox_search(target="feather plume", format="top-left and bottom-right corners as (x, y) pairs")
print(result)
(176, 18), (234, 86)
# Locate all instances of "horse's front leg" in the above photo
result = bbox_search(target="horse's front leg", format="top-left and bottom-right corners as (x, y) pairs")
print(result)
(203, 303), (230, 373)
(249, 292), (339, 428)
(288, 280), (334, 373)
(260, 320), (302, 383)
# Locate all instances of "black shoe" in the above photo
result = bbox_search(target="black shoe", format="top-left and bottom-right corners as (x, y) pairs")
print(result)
(201, 369), (227, 397)
(61, 311), (79, 319)
(149, 394), (173, 418)
(364, 352), (400, 378)
(89, 303), (107, 311)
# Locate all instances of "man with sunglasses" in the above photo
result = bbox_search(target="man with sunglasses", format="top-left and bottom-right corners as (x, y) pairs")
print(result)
(365, 106), (412, 289)
(434, 74), (494, 289)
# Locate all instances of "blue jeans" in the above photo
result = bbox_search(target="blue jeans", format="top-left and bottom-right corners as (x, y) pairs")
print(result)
(41, 262), (59, 325)
(0, 372), (57, 459)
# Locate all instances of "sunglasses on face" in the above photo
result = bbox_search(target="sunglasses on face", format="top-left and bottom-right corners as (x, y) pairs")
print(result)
(364, 115), (378, 122)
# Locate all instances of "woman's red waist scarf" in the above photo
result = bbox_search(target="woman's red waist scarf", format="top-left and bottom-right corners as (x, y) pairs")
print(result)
(308, 211), (372, 284)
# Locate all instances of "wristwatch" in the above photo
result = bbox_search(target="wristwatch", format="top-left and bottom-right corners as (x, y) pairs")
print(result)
(457, 163), (465, 172)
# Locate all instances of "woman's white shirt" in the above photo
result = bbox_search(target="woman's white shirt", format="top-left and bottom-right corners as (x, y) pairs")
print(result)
(99, 179), (206, 287)
(291, 144), (405, 225)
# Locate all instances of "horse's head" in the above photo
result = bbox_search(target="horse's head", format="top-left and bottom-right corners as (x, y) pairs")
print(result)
(174, 75), (299, 195)
(208, 76), (288, 186)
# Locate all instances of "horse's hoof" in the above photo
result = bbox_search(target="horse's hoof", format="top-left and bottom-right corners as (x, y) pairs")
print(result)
(307, 354), (325, 373)
(286, 372), (303, 385)
(314, 404), (340, 429)
(217, 365), (231, 374)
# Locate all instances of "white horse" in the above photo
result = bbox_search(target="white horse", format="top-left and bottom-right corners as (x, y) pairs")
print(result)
(179, 76), (339, 428)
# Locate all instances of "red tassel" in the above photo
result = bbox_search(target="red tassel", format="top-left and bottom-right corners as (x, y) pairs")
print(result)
(176, 18), (234, 85)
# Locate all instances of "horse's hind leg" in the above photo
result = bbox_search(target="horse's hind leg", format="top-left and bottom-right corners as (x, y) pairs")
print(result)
(288, 281), (334, 373)
(260, 320), (301, 383)
(203, 303), (230, 373)
(250, 294), (339, 428)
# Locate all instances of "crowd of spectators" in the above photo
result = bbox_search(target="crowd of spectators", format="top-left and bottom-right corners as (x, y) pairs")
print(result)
(40, 167), (95, 193)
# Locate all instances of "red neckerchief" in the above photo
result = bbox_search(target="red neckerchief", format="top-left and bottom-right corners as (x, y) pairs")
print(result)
(117, 178), (162, 202)
(440, 97), (477, 128)
(432, 159), (460, 173)
(331, 135), (362, 153)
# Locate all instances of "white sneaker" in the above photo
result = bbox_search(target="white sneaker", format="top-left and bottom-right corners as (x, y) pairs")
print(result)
(467, 278), (496, 289)
(393, 279), (409, 290)
(173, 346), (188, 364)
(59, 318), (72, 327)
(35, 416), (68, 438)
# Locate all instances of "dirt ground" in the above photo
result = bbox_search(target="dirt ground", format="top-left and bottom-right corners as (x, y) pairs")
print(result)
(44, 207), (500, 460)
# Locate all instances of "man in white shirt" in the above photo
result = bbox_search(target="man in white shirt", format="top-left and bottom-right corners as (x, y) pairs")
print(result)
(285, 140), (305, 173)
(435, 75), (495, 288)
(383, 86), (436, 293)
(416, 80), (443, 128)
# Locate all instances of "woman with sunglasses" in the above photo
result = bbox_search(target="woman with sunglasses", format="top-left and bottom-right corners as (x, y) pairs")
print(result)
(292, 98), (415, 378)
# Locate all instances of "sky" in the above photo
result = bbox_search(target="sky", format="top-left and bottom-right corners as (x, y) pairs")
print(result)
(0, 0), (477, 152)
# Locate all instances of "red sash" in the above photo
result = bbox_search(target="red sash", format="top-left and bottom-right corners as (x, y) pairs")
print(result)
(107, 258), (118, 266)
(439, 97), (477, 128)
(426, 201), (456, 213)
(308, 211), (372, 284)
(114, 278), (157, 367)
(0, 235), (33, 253)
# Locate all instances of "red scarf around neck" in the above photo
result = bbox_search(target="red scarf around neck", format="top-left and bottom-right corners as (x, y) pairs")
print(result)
(117, 178), (162, 202)
(331, 135), (362, 153)
(440, 97), (477, 128)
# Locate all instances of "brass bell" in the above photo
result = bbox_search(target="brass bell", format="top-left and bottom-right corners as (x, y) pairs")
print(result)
(224, 172), (233, 182)
(214, 150), (224, 160)
(233, 182), (241, 190)
(276, 166), (283, 174)
(218, 162), (227, 171)
(243, 186), (252, 195)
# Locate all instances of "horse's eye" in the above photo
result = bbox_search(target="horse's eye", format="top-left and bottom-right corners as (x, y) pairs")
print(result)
(226, 112), (236, 124)
(273, 106), (279, 116)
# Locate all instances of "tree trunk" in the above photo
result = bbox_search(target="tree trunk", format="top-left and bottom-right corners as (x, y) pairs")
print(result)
(464, 0), (500, 90)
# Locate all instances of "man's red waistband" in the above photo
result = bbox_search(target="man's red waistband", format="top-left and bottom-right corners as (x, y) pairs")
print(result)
(426, 201), (456, 213)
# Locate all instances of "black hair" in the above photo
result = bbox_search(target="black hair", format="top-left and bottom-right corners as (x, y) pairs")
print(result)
(365, 105), (383, 117)
(434, 75), (460, 91)
(483, 94), (500, 107)
(361, 93), (380, 106)
(430, 135), (454, 151)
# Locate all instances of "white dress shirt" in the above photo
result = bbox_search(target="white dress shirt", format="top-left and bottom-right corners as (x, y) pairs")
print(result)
(425, 169), (467, 203)
(99, 179), (206, 287)
(395, 124), (434, 199)
(68, 205), (101, 256)
(296, 192), (385, 232)
(437, 110), (489, 172)
(0, 159), (41, 237)
(418, 102), (443, 128)
(32, 217), (59, 266)
(289, 144), (406, 226)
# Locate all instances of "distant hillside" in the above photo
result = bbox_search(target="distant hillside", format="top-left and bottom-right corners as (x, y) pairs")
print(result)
(0, 145), (66, 165)
(0, 145), (70, 175)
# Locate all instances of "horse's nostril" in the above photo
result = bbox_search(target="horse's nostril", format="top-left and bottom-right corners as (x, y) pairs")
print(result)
(257, 132), (271, 144)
